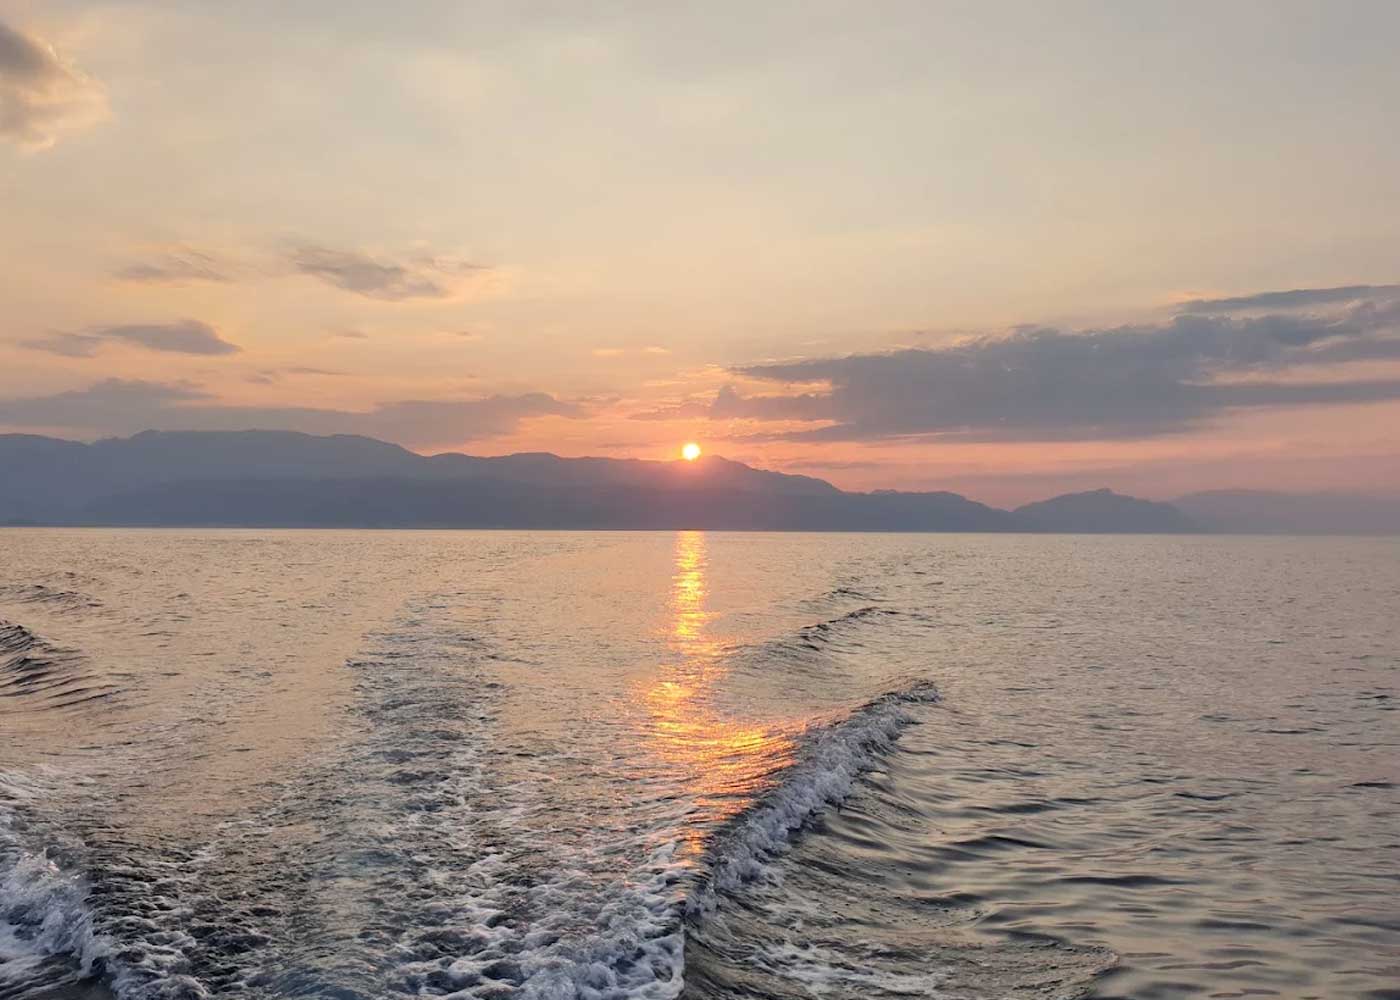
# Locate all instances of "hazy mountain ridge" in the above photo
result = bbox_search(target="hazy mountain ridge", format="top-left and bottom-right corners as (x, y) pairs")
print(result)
(1174, 490), (1400, 535)
(1014, 488), (1197, 533)
(2, 430), (1391, 532)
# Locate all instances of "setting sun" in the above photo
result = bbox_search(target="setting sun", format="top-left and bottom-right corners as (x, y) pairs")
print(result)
(681, 442), (702, 462)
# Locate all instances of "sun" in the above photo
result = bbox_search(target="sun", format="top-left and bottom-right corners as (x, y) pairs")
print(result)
(681, 442), (702, 462)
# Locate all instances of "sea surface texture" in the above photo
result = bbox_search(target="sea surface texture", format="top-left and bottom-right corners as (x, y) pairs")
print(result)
(1, 530), (1397, 1000)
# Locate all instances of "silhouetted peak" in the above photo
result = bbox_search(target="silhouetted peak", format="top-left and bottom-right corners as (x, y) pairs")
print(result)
(1014, 488), (1193, 533)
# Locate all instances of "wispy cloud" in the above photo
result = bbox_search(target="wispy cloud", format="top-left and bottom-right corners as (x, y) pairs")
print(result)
(0, 18), (106, 150)
(23, 320), (241, 357)
(242, 367), (347, 384)
(1175, 284), (1400, 314)
(717, 285), (1400, 442)
(18, 332), (105, 357)
(113, 247), (233, 284)
(289, 245), (487, 301)
(628, 397), (711, 421)
(594, 345), (672, 359)
(0, 379), (580, 448)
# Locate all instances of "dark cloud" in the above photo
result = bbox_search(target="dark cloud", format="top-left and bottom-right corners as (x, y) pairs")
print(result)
(0, 379), (209, 427)
(1176, 284), (1400, 313)
(20, 332), (106, 357)
(113, 248), (231, 284)
(0, 19), (106, 149)
(99, 321), (241, 355)
(23, 321), (239, 357)
(290, 245), (485, 301)
(0, 379), (580, 448)
(725, 290), (1400, 442)
(710, 384), (832, 421)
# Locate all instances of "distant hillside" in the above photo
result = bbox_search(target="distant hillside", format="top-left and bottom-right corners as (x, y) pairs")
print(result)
(1176, 490), (1400, 534)
(0, 430), (1219, 533)
(71, 477), (1014, 531)
(1013, 488), (1196, 533)
(0, 430), (1006, 531)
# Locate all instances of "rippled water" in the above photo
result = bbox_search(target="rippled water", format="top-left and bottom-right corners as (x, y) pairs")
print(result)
(1, 529), (1396, 999)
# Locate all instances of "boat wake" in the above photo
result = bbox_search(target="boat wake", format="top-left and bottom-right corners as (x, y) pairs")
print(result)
(0, 602), (940, 1000)
(0, 622), (118, 712)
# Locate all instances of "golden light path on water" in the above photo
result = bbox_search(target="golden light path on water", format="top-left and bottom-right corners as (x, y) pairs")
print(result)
(643, 531), (798, 858)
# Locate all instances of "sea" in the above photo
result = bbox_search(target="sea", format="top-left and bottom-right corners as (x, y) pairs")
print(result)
(1, 529), (1396, 1000)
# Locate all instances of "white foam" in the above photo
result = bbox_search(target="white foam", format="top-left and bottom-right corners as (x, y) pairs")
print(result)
(0, 798), (110, 993)
(1, 614), (937, 1000)
(694, 681), (940, 912)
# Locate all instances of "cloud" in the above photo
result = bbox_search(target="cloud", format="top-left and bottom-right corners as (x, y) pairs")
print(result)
(243, 367), (345, 384)
(0, 379), (209, 427)
(101, 321), (241, 355)
(113, 248), (232, 284)
(0, 379), (580, 447)
(19, 332), (105, 357)
(289, 245), (486, 301)
(594, 345), (673, 360)
(24, 320), (241, 357)
(723, 286), (1400, 442)
(710, 383), (832, 421)
(628, 397), (712, 421)
(1176, 284), (1400, 313)
(781, 459), (883, 471)
(0, 19), (106, 150)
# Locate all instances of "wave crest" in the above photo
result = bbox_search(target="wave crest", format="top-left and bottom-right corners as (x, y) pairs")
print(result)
(0, 621), (117, 710)
(690, 680), (940, 917)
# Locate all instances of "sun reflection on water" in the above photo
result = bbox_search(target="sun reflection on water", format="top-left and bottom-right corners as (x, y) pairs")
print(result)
(641, 532), (798, 857)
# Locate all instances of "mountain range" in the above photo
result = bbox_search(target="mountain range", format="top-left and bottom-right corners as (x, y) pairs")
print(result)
(0, 431), (1394, 533)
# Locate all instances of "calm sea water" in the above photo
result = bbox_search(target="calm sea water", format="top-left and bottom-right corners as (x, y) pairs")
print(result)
(1, 529), (1396, 1000)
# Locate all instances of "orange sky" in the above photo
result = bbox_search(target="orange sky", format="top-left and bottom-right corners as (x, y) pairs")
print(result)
(3, 1), (1400, 503)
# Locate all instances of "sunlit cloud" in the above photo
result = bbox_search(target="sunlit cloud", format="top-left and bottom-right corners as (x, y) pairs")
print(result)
(594, 346), (674, 360)
(0, 18), (106, 150)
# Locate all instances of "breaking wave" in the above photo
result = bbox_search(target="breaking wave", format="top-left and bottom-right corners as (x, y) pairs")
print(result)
(692, 680), (939, 910)
(0, 773), (110, 1000)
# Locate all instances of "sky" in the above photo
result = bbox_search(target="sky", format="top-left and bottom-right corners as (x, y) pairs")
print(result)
(3, 0), (1400, 504)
